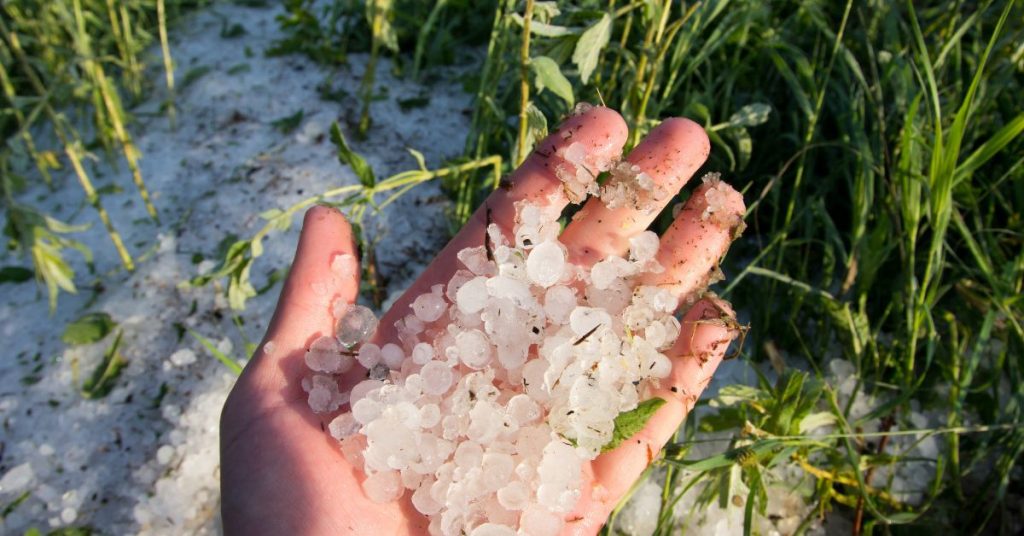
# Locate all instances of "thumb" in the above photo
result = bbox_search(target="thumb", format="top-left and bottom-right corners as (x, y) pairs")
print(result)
(243, 205), (361, 392)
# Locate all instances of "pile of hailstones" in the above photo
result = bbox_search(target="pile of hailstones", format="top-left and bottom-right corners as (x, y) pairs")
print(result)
(301, 136), (730, 536)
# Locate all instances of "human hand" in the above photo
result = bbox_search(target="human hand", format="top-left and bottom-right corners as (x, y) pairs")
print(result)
(220, 107), (744, 535)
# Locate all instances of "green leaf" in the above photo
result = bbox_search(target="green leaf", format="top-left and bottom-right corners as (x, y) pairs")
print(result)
(2, 490), (30, 518)
(512, 102), (549, 165)
(531, 56), (574, 107)
(711, 384), (763, 407)
(45, 528), (95, 536)
(726, 127), (753, 170)
(510, 14), (573, 37)
(189, 329), (243, 375)
(271, 109), (305, 133)
(62, 312), (117, 346)
(572, 13), (612, 84)
(81, 331), (127, 399)
(0, 266), (33, 284)
(407, 148), (428, 171)
(330, 123), (376, 188)
(728, 103), (772, 128)
(954, 112), (1024, 184)
(798, 411), (837, 433)
(601, 397), (666, 453)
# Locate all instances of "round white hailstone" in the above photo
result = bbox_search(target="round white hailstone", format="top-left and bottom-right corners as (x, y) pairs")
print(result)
(454, 441), (484, 468)
(470, 523), (515, 536)
(569, 307), (612, 336)
(663, 316), (681, 343)
(525, 241), (565, 288)
(521, 359), (550, 402)
(420, 361), (454, 396)
(644, 321), (668, 349)
(420, 404), (442, 428)
(357, 343), (382, 369)
(587, 279), (634, 315)
(456, 277), (489, 314)
(380, 343), (405, 369)
(401, 468), (424, 491)
(412, 342), (435, 365)
(614, 480), (662, 536)
(331, 253), (357, 279)
(468, 405), (503, 444)
(446, 269), (476, 302)
(340, 436), (367, 468)
(350, 379), (383, 405)
(308, 388), (333, 413)
(336, 304), (379, 347)
(636, 171), (655, 191)
(562, 142), (587, 167)
(496, 481), (530, 510)
(169, 348), (196, 367)
(412, 290), (447, 322)
(519, 506), (564, 536)
(0, 463), (34, 494)
(363, 470), (403, 503)
(647, 352), (672, 379)
(156, 445), (174, 465)
(629, 231), (660, 263)
(404, 374), (425, 399)
(307, 375), (342, 413)
(60, 508), (77, 524)
(671, 202), (685, 218)
(401, 314), (426, 336)
(480, 452), (514, 491)
(486, 276), (534, 307)
(457, 246), (494, 276)
(590, 256), (633, 290)
(262, 340), (276, 356)
(497, 344), (528, 370)
(455, 330), (492, 369)
(329, 413), (361, 440)
(506, 394), (541, 425)
(387, 402), (422, 430)
(572, 101), (595, 116)
(352, 398), (382, 425)
(412, 483), (443, 515)
(305, 335), (353, 373)
(543, 286), (576, 325)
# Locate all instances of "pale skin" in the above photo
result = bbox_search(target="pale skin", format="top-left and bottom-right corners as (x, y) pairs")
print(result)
(220, 107), (746, 535)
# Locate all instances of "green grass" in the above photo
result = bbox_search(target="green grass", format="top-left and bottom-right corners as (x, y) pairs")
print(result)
(268, 0), (1023, 532)
(1, 0), (205, 310)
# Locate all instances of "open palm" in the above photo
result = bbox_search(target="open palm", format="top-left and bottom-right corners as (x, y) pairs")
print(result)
(220, 107), (744, 535)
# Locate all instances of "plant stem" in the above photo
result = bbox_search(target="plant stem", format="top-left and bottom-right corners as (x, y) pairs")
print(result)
(157, 0), (176, 126)
(515, 0), (535, 166)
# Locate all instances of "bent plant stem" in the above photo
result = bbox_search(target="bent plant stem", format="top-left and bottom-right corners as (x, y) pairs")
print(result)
(157, 0), (176, 126)
(96, 69), (159, 222)
(515, 0), (535, 167)
(227, 156), (503, 307)
(65, 137), (134, 271)
(0, 58), (52, 186)
(359, 0), (389, 138)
